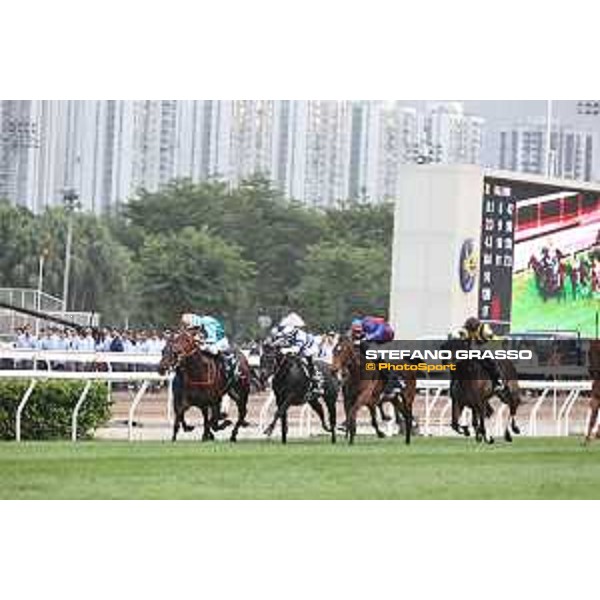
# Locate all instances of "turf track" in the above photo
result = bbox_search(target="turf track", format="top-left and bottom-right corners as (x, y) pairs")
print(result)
(1, 437), (599, 499)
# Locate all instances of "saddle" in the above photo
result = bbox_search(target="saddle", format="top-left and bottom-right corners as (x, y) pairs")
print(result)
(186, 351), (221, 388)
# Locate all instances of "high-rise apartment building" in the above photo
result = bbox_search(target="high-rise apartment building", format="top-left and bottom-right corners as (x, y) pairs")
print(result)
(423, 102), (484, 165)
(497, 119), (596, 181)
(1, 100), (488, 212)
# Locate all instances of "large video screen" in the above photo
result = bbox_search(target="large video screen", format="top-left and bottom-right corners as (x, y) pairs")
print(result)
(508, 179), (600, 336)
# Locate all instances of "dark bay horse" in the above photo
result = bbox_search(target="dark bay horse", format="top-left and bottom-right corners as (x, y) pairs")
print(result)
(443, 339), (521, 443)
(331, 336), (417, 445)
(158, 331), (250, 442)
(584, 341), (600, 444)
(262, 347), (339, 444)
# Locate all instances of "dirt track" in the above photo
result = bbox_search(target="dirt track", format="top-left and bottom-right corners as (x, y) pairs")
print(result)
(97, 387), (595, 441)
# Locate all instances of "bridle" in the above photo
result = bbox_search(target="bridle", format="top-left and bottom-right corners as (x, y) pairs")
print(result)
(159, 331), (201, 372)
(332, 338), (360, 381)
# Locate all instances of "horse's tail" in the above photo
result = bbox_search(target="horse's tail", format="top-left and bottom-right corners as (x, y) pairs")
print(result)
(237, 350), (251, 388)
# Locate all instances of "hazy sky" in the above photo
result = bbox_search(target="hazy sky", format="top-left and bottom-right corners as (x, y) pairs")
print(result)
(405, 100), (600, 129)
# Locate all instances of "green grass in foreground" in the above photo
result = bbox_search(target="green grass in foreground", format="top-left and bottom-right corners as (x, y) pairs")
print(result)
(1, 437), (599, 499)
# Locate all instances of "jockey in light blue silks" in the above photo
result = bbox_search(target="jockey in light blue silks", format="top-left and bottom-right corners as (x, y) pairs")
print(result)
(181, 312), (237, 381)
(270, 312), (324, 395)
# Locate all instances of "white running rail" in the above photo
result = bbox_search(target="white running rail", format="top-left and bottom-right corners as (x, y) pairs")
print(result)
(0, 369), (171, 442)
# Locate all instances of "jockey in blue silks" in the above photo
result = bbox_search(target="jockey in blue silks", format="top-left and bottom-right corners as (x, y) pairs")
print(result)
(353, 315), (402, 397)
(270, 312), (324, 395)
(351, 315), (394, 343)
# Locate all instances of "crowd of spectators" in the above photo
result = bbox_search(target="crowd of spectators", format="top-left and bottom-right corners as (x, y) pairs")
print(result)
(11, 325), (167, 354)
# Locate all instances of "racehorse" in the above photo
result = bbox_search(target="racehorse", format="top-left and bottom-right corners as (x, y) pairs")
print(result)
(584, 340), (600, 444)
(158, 330), (250, 442)
(262, 343), (339, 444)
(331, 336), (417, 445)
(331, 336), (402, 438)
(443, 338), (521, 443)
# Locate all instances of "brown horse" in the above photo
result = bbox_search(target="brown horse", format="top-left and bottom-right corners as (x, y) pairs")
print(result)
(444, 339), (521, 443)
(331, 336), (417, 445)
(158, 330), (250, 442)
(584, 340), (600, 444)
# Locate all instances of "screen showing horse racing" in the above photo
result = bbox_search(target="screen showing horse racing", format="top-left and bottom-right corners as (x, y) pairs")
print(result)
(506, 178), (600, 336)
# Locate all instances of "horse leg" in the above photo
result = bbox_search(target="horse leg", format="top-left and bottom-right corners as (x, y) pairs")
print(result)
(337, 389), (353, 434)
(230, 381), (252, 428)
(281, 407), (289, 444)
(172, 409), (182, 442)
(181, 411), (195, 433)
(264, 397), (292, 437)
(347, 398), (366, 445)
(326, 395), (337, 444)
(308, 397), (330, 433)
(171, 389), (191, 441)
(450, 395), (465, 436)
(401, 394), (413, 445)
(368, 404), (386, 438)
(229, 389), (249, 443)
(479, 405), (494, 444)
(200, 405), (215, 441)
(584, 395), (600, 444)
(378, 403), (392, 422)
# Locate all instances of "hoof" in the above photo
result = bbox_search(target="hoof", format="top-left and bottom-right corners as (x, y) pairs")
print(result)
(376, 431), (386, 439)
(504, 430), (513, 443)
(240, 420), (251, 428)
(182, 424), (195, 433)
(511, 424), (521, 435)
(487, 437), (495, 445)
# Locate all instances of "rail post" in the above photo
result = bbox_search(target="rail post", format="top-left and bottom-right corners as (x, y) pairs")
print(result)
(71, 380), (93, 442)
(128, 380), (150, 441)
(15, 379), (38, 442)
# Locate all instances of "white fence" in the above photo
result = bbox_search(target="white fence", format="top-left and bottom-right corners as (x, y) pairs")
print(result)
(0, 350), (170, 442)
(0, 349), (597, 442)
(258, 378), (595, 439)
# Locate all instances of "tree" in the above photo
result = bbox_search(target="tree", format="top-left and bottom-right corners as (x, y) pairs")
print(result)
(322, 200), (394, 248)
(292, 241), (391, 331)
(136, 227), (255, 333)
(0, 201), (38, 288)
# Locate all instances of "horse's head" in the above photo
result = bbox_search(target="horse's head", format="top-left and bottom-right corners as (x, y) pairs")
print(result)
(331, 335), (358, 380)
(259, 339), (281, 380)
(158, 330), (198, 375)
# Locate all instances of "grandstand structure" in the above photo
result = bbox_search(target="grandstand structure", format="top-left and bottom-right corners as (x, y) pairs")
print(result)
(0, 287), (98, 341)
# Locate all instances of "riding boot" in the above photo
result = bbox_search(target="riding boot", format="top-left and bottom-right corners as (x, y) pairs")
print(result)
(482, 358), (508, 398)
(216, 352), (230, 383)
(306, 357), (324, 395)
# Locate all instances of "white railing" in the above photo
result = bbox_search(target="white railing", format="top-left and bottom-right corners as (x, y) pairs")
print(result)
(0, 348), (162, 368)
(0, 368), (172, 442)
(284, 379), (595, 440)
(1, 349), (596, 441)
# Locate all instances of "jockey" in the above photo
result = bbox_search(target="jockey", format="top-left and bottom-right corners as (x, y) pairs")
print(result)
(353, 315), (402, 397)
(351, 315), (395, 344)
(350, 318), (364, 344)
(180, 312), (237, 381)
(271, 312), (324, 395)
(454, 316), (508, 398)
